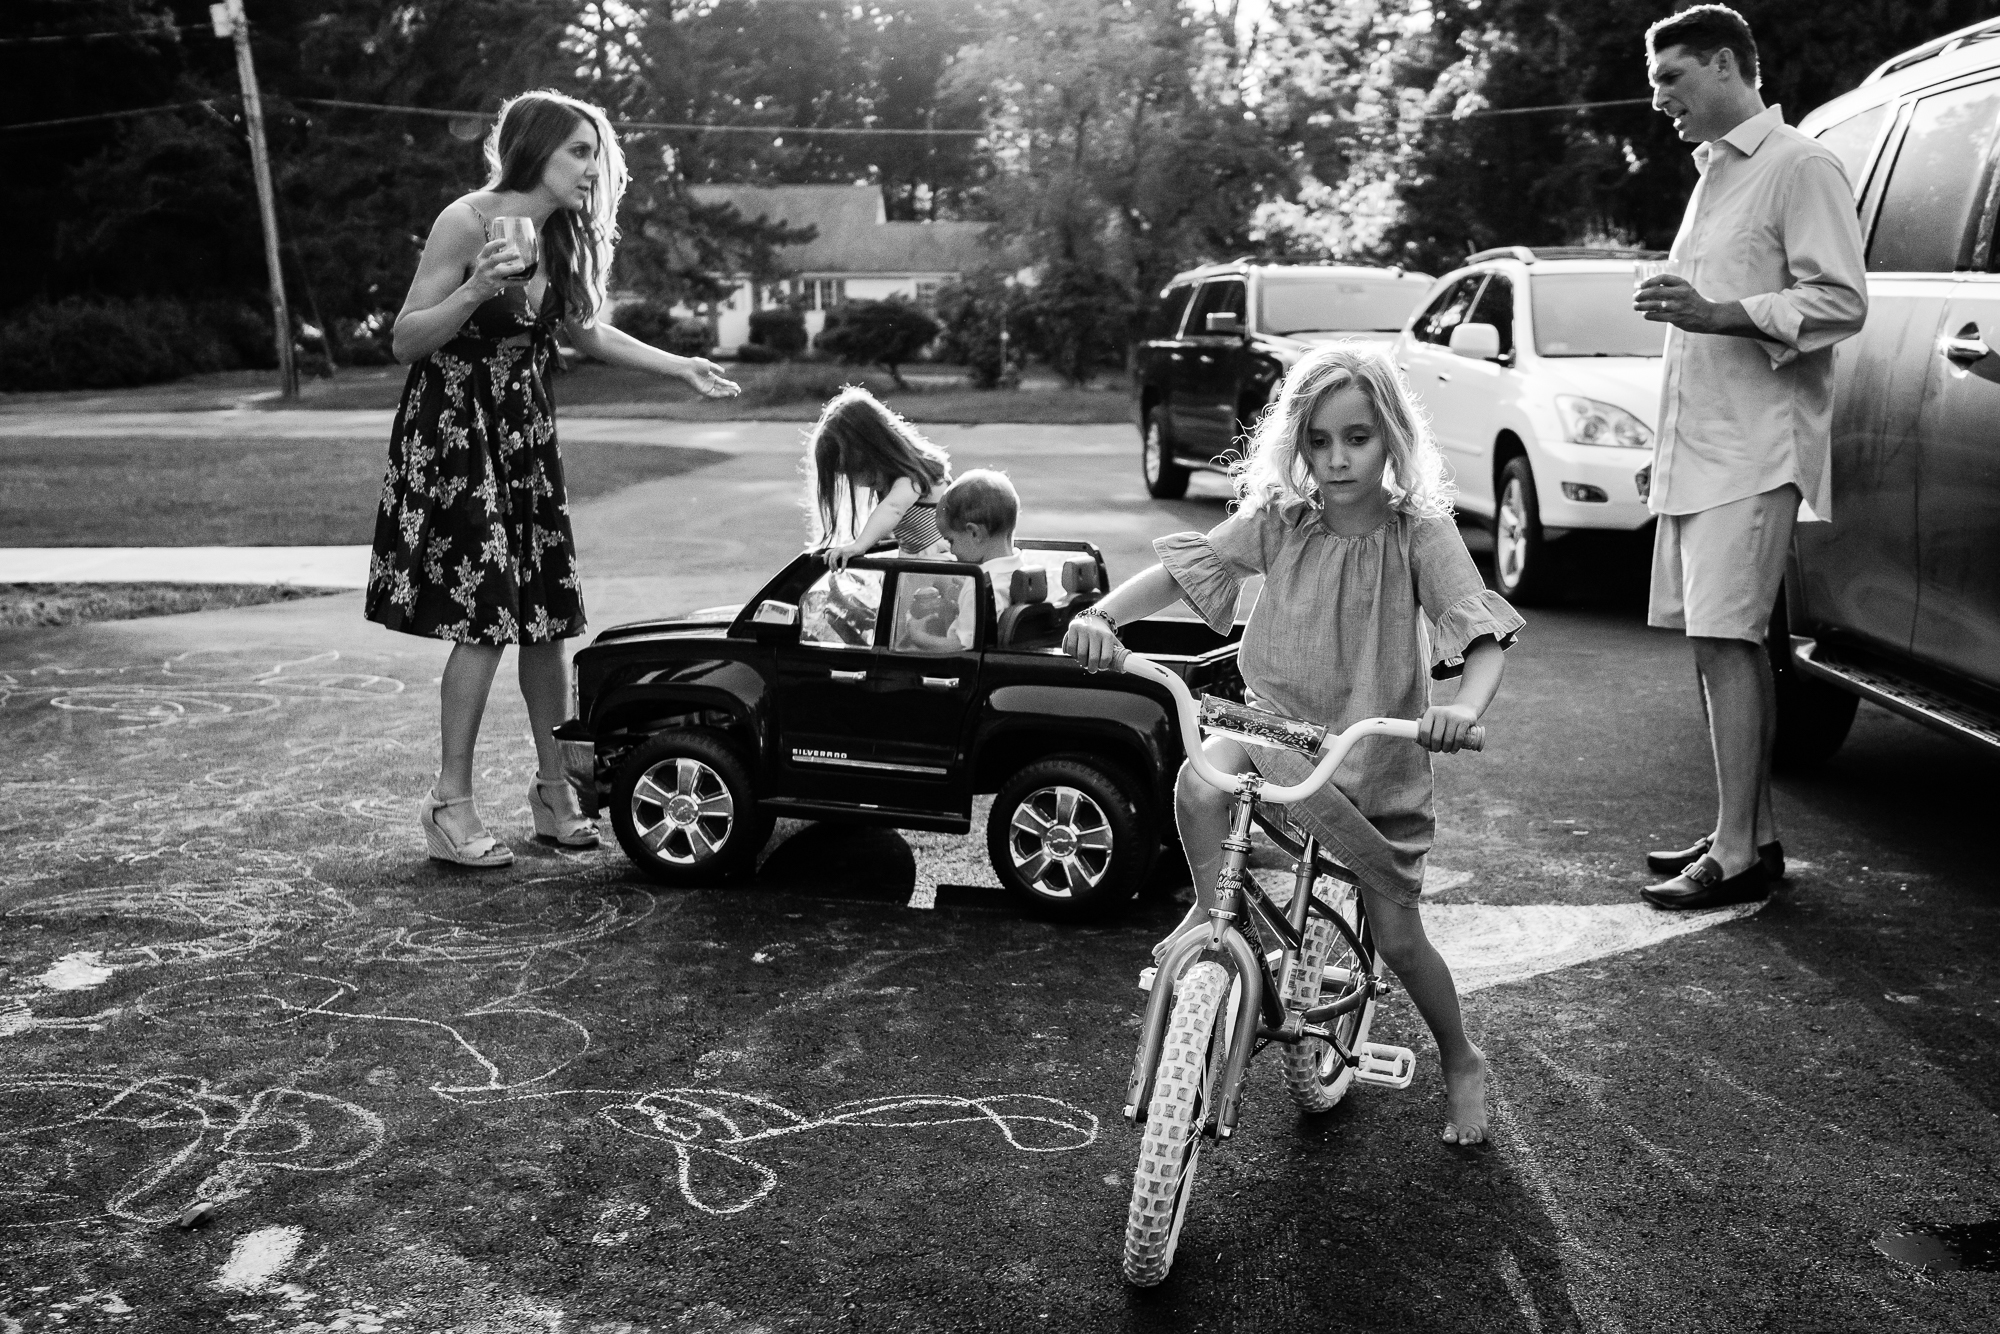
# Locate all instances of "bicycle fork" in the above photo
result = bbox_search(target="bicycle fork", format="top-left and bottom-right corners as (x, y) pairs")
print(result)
(1123, 788), (1267, 1139)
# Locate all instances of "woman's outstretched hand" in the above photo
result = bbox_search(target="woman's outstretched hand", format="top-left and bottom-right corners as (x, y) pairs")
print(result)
(1417, 702), (1481, 753)
(1062, 615), (1124, 674)
(682, 358), (741, 398)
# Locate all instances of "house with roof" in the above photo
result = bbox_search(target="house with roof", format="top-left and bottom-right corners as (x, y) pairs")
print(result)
(670, 183), (994, 351)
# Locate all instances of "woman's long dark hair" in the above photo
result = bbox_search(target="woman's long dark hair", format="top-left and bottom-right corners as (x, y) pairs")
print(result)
(807, 386), (951, 544)
(484, 90), (627, 324)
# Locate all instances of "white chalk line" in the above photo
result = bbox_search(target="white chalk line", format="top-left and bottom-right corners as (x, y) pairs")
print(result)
(1524, 1046), (1708, 1194)
(215, 1224), (306, 1293)
(0, 650), (404, 734)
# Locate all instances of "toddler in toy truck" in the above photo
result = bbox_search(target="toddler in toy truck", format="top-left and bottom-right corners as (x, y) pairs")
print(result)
(899, 469), (1024, 651)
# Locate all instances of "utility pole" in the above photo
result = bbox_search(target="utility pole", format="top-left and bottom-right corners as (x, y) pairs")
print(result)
(210, 0), (297, 398)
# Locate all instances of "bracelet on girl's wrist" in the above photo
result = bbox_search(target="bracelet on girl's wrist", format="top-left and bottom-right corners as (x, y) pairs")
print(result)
(1075, 605), (1120, 636)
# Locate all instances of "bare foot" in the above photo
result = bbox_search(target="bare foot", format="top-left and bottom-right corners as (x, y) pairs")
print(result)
(1440, 1045), (1489, 1146)
(1151, 903), (1208, 966)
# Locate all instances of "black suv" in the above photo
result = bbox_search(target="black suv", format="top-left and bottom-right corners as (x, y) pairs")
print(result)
(1130, 261), (1434, 498)
(1776, 18), (2000, 763)
(557, 541), (1244, 917)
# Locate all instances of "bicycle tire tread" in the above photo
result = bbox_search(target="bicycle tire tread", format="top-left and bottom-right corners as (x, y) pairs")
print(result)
(1123, 960), (1230, 1287)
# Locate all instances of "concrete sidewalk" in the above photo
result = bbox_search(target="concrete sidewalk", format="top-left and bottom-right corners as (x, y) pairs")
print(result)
(0, 546), (370, 588)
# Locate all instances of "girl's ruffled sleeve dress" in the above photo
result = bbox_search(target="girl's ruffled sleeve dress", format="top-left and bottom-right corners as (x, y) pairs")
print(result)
(1156, 500), (1523, 906)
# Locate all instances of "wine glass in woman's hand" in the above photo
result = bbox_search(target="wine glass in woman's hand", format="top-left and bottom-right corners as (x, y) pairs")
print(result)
(684, 358), (741, 398)
(488, 216), (539, 283)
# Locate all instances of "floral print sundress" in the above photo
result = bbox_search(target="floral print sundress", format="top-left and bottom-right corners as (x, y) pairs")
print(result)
(365, 211), (584, 646)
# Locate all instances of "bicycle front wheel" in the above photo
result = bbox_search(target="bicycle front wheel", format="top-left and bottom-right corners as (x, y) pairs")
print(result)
(1124, 959), (1233, 1287)
(1281, 883), (1377, 1113)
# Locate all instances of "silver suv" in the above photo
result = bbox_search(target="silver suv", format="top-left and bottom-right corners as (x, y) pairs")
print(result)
(1778, 17), (2000, 763)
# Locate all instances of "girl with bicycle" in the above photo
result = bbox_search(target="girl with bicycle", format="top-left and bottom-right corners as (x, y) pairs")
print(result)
(1065, 343), (1522, 1145)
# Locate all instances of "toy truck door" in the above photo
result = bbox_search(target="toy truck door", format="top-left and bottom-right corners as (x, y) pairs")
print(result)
(864, 565), (984, 812)
(773, 564), (891, 802)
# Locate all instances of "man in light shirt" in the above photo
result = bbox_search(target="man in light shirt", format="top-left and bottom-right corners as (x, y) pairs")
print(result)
(1633, 5), (1866, 910)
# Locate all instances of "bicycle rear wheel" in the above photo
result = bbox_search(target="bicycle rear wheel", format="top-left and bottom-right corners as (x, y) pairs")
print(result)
(1123, 960), (1232, 1287)
(1280, 882), (1377, 1113)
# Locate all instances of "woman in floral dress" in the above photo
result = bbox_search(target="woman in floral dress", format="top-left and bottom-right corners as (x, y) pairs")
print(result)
(368, 89), (737, 867)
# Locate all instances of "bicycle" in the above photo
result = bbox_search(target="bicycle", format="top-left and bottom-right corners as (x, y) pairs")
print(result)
(1113, 651), (1484, 1287)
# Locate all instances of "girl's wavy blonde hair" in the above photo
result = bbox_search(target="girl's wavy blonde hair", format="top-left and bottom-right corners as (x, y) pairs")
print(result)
(1231, 342), (1454, 520)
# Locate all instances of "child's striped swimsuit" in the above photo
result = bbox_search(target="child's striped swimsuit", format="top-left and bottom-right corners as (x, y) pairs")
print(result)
(894, 499), (945, 555)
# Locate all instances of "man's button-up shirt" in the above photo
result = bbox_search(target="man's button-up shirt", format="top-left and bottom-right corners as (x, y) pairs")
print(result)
(1652, 104), (1868, 520)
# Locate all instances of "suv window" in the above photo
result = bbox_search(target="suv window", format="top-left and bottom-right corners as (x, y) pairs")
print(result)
(1467, 274), (1515, 357)
(1259, 275), (1426, 335)
(1814, 102), (1890, 194)
(1412, 274), (1485, 345)
(1530, 272), (1666, 358)
(1186, 278), (1246, 334)
(1869, 79), (2000, 273)
(799, 567), (883, 649)
(1149, 283), (1196, 338)
(889, 570), (980, 653)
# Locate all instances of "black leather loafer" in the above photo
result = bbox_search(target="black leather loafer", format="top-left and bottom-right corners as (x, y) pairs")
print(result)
(1641, 855), (1769, 910)
(1646, 836), (1785, 881)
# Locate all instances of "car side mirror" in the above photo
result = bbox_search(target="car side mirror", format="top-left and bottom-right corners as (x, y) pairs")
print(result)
(1448, 322), (1502, 361)
(1205, 312), (1245, 336)
(751, 598), (799, 642)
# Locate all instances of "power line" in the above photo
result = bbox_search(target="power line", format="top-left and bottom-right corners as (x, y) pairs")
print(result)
(0, 23), (200, 45)
(0, 99), (224, 131)
(1413, 96), (1653, 120)
(294, 96), (988, 137)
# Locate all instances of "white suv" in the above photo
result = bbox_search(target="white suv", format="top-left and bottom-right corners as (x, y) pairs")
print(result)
(1391, 248), (1666, 601)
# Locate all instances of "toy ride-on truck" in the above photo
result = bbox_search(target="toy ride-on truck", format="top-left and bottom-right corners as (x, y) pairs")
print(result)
(554, 539), (1244, 918)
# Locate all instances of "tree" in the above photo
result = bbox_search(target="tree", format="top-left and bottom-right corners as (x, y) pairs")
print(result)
(947, 0), (1292, 362)
(814, 297), (940, 389)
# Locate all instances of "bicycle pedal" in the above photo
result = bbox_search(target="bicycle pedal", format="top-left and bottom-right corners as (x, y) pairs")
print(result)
(1137, 966), (1157, 993)
(1352, 1042), (1417, 1089)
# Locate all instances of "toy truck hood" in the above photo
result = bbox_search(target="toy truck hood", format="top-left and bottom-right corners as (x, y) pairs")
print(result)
(590, 605), (741, 644)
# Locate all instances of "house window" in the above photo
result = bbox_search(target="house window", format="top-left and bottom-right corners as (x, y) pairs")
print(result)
(914, 280), (941, 308)
(802, 278), (847, 311)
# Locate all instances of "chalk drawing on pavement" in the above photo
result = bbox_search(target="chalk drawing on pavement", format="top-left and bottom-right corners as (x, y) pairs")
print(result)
(321, 875), (657, 968)
(506, 1086), (1101, 1216)
(0, 1074), (384, 1230)
(0, 650), (404, 734)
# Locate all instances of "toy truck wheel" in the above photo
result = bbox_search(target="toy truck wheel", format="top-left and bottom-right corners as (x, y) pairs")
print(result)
(988, 755), (1148, 919)
(611, 730), (761, 886)
(1142, 409), (1191, 500)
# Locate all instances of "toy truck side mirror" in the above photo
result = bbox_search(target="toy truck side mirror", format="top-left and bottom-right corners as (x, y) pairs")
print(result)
(751, 598), (800, 643)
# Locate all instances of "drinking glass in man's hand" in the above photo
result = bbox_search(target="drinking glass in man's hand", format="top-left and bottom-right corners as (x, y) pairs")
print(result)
(488, 216), (539, 283)
(1634, 259), (1680, 288)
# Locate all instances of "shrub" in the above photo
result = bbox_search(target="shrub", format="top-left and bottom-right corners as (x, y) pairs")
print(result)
(334, 312), (398, 367)
(935, 271), (1029, 389)
(747, 306), (808, 356)
(611, 299), (714, 357)
(734, 342), (782, 364)
(0, 297), (244, 392)
(735, 361), (896, 408)
(1015, 264), (1134, 387)
(814, 297), (940, 390)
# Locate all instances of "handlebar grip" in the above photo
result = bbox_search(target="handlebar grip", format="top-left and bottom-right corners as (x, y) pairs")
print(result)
(1464, 725), (1485, 753)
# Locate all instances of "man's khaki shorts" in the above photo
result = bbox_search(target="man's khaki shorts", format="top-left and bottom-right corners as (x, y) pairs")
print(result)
(1647, 484), (1800, 643)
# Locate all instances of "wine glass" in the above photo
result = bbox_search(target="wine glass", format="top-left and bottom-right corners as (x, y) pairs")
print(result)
(488, 216), (539, 283)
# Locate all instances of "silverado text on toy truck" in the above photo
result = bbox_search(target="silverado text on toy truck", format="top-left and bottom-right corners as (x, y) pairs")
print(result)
(555, 539), (1244, 917)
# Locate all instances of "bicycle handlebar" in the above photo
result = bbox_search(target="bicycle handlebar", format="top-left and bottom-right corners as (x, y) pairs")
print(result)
(1116, 650), (1482, 804)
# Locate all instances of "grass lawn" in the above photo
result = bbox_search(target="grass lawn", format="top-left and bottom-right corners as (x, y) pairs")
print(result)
(0, 436), (727, 547)
(0, 582), (342, 628)
(0, 361), (1137, 425)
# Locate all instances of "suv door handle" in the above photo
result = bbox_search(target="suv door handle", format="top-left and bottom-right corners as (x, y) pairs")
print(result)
(921, 676), (960, 688)
(1943, 326), (1991, 363)
(828, 669), (868, 682)
(1436, 371), (1451, 382)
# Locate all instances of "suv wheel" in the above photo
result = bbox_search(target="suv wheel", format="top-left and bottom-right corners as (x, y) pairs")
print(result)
(1767, 590), (1859, 769)
(988, 756), (1150, 919)
(1491, 456), (1556, 604)
(1142, 409), (1191, 500)
(611, 730), (763, 885)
